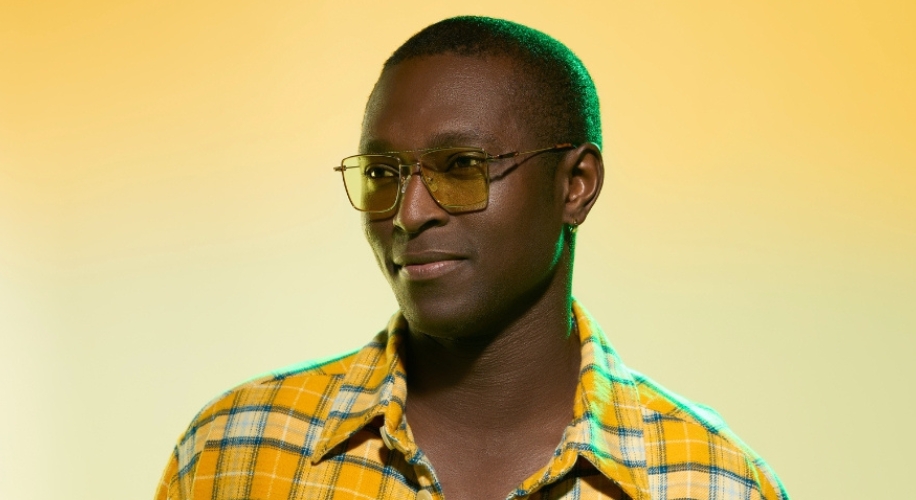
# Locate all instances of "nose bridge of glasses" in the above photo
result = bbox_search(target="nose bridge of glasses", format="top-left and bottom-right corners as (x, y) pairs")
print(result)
(397, 160), (424, 194)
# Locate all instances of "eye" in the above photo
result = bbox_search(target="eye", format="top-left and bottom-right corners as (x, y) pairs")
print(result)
(364, 164), (398, 179)
(446, 153), (486, 171)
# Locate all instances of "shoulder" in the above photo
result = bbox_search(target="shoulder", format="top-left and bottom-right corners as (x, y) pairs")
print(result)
(169, 348), (362, 471)
(190, 349), (357, 429)
(630, 370), (790, 500)
(156, 332), (397, 499)
(630, 369), (729, 432)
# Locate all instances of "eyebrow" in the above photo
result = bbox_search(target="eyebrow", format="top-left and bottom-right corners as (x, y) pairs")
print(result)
(361, 129), (504, 155)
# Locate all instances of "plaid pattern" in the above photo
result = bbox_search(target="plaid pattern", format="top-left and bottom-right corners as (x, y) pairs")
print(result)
(157, 301), (789, 500)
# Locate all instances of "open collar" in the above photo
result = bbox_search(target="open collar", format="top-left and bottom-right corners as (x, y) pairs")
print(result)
(562, 301), (651, 499)
(311, 312), (410, 463)
(310, 301), (652, 499)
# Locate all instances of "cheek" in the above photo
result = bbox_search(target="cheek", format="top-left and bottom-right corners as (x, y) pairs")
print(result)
(485, 177), (564, 273)
(362, 217), (391, 271)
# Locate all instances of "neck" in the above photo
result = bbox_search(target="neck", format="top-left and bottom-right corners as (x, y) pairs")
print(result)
(403, 272), (581, 433)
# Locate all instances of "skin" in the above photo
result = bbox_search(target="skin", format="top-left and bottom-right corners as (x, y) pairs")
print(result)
(361, 54), (609, 500)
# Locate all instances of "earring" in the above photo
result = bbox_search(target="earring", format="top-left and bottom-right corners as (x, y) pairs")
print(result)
(570, 218), (579, 234)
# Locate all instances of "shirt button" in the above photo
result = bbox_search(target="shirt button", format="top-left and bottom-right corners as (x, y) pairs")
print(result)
(380, 428), (394, 450)
(416, 490), (433, 500)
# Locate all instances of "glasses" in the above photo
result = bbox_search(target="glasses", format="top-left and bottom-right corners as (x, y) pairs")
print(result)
(334, 143), (574, 213)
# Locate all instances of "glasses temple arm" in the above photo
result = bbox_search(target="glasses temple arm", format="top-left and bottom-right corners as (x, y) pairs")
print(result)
(490, 142), (575, 160)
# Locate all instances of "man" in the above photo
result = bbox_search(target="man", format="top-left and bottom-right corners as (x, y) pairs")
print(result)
(157, 16), (789, 500)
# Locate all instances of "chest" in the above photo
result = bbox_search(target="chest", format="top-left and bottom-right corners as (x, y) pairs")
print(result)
(188, 428), (630, 499)
(316, 429), (628, 500)
(429, 460), (629, 500)
(416, 432), (561, 500)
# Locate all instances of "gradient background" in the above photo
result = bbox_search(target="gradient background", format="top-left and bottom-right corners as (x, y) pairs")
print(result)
(1, 1), (914, 498)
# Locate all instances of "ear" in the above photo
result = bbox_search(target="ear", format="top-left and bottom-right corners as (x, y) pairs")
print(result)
(560, 142), (604, 227)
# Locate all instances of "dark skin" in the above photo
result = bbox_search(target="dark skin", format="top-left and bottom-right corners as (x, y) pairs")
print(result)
(361, 54), (611, 500)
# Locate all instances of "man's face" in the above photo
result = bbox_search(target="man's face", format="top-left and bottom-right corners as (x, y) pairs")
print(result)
(361, 54), (569, 339)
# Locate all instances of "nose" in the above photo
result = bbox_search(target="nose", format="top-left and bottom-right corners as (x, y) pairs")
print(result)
(393, 161), (448, 234)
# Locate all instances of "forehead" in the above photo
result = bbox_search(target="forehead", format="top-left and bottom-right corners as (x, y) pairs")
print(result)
(361, 54), (530, 153)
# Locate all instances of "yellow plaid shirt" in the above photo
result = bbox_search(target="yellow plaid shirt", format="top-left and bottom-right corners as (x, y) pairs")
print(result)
(156, 301), (789, 500)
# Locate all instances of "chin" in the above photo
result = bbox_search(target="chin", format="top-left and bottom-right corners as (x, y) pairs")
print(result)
(396, 292), (487, 339)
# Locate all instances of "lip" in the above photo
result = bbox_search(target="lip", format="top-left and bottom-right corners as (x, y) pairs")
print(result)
(393, 251), (467, 281)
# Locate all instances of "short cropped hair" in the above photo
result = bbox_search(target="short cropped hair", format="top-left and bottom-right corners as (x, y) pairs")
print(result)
(380, 16), (602, 150)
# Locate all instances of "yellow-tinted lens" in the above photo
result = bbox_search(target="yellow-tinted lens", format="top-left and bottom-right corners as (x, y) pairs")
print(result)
(420, 149), (489, 212)
(340, 155), (400, 212)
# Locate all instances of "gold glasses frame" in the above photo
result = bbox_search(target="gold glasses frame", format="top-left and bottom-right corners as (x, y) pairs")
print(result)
(333, 143), (575, 214)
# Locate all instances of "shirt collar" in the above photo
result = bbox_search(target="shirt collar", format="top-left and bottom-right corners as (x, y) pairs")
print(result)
(562, 300), (651, 499)
(311, 301), (651, 499)
(311, 312), (410, 463)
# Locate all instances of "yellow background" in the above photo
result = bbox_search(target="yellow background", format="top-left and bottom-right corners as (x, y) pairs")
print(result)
(1, 1), (914, 498)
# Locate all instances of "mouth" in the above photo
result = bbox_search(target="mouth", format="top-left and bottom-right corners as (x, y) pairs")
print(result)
(393, 252), (467, 281)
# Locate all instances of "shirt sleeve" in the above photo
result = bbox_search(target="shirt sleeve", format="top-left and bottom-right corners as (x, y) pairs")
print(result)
(155, 446), (181, 500)
(752, 455), (791, 500)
